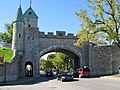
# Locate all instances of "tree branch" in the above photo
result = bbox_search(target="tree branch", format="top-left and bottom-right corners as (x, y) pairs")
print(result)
(94, 20), (105, 24)
(106, 0), (118, 33)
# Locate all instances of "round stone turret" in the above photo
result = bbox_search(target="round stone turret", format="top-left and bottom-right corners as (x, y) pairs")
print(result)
(12, 6), (24, 55)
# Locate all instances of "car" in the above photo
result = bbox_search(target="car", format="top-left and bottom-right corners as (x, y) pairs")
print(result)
(73, 71), (79, 78)
(57, 73), (62, 80)
(60, 72), (73, 81)
(45, 70), (54, 77)
(77, 66), (91, 78)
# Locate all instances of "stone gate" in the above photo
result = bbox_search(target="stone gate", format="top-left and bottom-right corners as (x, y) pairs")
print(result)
(0, 4), (120, 82)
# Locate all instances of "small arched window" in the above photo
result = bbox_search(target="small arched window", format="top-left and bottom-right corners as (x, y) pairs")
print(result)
(29, 12), (32, 15)
(32, 36), (34, 40)
(19, 33), (21, 38)
(28, 36), (30, 40)
(29, 24), (31, 27)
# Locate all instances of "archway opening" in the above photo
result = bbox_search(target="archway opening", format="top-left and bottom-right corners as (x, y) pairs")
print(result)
(39, 48), (81, 76)
(25, 61), (33, 77)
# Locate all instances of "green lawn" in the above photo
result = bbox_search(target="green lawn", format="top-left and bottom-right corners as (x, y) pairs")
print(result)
(0, 48), (13, 62)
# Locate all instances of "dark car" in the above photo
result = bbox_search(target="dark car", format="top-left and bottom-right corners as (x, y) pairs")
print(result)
(60, 72), (73, 81)
(73, 71), (79, 78)
(77, 66), (91, 78)
(57, 73), (62, 80)
(46, 70), (54, 77)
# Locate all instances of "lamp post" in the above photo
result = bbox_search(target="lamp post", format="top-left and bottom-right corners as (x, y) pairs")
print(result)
(2, 48), (6, 83)
(69, 59), (71, 68)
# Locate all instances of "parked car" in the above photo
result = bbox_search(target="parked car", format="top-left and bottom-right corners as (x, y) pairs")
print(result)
(45, 70), (54, 77)
(57, 73), (62, 80)
(77, 66), (91, 78)
(60, 72), (73, 81)
(73, 71), (79, 78)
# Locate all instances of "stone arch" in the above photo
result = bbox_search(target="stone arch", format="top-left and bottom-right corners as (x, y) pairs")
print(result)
(25, 61), (33, 77)
(38, 45), (82, 70)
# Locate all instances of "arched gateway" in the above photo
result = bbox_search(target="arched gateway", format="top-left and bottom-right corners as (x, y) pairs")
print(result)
(1, 2), (119, 83)
(11, 4), (84, 78)
(38, 45), (82, 70)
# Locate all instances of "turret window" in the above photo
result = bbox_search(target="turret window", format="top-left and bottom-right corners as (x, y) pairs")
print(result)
(29, 24), (31, 27)
(19, 34), (21, 38)
(32, 36), (34, 40)
(29, 12), (32, 15)
(28, 36), (30, 40)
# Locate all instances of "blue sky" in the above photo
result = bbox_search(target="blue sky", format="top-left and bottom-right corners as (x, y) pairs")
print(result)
(0, 0), (88, 34)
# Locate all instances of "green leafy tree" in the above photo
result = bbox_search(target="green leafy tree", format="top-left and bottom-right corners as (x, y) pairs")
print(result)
(75, 0), (120, 46)
(55, 53), (71, 69)
(0, 23), (13, 44)
(46, 54), (55, 69)
(39, 58), (46, 70)
(46, 53), (71, 70)
(40, 53), (71, 70)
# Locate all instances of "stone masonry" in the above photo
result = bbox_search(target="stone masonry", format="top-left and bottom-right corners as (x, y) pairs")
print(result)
(0, 4), (120, 83)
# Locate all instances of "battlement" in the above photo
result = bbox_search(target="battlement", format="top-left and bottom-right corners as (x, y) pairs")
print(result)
(38, 31), (77, 39)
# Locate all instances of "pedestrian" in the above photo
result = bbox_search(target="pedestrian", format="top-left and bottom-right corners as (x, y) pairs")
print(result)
(118, 67), (120, 74)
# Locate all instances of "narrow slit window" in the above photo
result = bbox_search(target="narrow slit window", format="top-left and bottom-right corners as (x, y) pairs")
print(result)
(32, 36), (34, 40)
(28, 36), (30, 40)
(19, 34), (21, 38)
(29, 24), (31, 27)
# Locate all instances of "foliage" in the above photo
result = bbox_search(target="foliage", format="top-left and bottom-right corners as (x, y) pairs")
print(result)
(0, 23), (13, 44)
(75, 0), (120, 46)
(52, 53), (70, 69)
(0, 48), (13, 63)
(39, 53), (71, 70)
(39, 58), (46, 70)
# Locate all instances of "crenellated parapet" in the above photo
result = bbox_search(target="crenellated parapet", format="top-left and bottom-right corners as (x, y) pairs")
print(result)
(38, 31), (77, 39)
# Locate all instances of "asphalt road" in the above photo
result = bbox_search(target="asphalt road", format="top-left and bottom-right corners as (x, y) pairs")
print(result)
(0, 77), (120, 90)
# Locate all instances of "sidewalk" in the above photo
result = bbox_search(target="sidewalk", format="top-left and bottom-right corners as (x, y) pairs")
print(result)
(0, 75), (41, 86)
(101, 74), (120, 79)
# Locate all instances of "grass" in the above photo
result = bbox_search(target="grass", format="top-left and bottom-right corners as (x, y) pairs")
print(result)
(0, 47), (13, 63)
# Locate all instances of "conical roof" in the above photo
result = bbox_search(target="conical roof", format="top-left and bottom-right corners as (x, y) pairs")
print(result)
(14, 6), (23, 22)
(24, 7), (38, 18)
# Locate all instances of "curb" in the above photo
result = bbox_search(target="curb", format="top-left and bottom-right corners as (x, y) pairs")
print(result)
(0, 76), (41, 86)
(101, 76), (120, 79)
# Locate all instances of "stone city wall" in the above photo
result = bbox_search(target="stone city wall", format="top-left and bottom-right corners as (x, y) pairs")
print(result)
(0, 55), (20, 82)
(90, 45), (120, 76)
(39, 31), (76, 39)
(38, 32), (78, 52)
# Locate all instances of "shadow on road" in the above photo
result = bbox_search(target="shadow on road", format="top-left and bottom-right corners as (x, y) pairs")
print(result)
(0, 74), (56, 86)
(0, 74), (102, 86)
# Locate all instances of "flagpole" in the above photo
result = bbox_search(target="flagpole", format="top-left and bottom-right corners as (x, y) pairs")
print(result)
(30, 0), (32, 7)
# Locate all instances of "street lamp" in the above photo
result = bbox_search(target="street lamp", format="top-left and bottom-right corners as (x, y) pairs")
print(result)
(69, 59), (71, 68)
(2, 48), (6, 83)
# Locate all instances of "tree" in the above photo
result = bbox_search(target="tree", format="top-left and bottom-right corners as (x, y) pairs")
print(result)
(0, 23), (13, 44)
(53, 53), (67, 69)
(41, 53), (71, 70)
(75, 0), (120, 46)
(46, 54), (55, 69)
(39, 58), (46, 70)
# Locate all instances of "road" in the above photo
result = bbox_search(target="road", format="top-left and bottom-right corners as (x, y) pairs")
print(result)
(0, 77), (120, 90)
